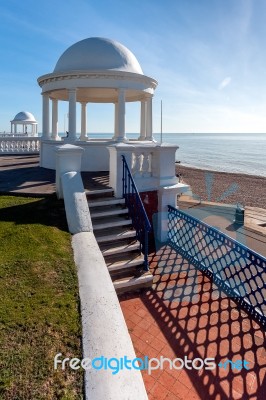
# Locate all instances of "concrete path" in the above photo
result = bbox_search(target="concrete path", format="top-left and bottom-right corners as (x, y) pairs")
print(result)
(0, 155), (55, 196)
(0, 155), (109, 196)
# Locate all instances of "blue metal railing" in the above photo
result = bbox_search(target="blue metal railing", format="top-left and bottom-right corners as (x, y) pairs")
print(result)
(168, 205), (266, 326)
(122, 155), (151, 270)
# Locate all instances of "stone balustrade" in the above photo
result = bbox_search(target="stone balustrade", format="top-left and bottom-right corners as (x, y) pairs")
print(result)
(108, 142), (191, 242)
(131, 148), (152, 178)
(0, 132), (31, 137)
(0, 137), (40, 154)
(108, 142), (181, 196)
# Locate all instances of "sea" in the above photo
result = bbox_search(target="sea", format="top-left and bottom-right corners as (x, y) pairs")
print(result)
(57, 132), (266, 178)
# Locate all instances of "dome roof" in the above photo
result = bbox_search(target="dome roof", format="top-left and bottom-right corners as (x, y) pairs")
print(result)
(12, 111), (36, 122)
(53, 37), (143, 75)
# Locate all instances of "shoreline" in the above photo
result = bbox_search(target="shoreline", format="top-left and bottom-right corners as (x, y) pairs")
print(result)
(178, 162), (266, 179)
(175, 164), (266, 209)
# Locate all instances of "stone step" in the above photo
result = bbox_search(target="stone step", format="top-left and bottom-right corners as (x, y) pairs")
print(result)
(93, 217), (132, 230)
(101, 242), (139, 257)
(95, 229), (136, 244)
(85, 188), (114, 201)
(90, 208), (128, 219)
(86, 185), (153, 293)
(106, 255), (144, 273)
(114, 271), (154, 294)
(88, 198), (125, 208)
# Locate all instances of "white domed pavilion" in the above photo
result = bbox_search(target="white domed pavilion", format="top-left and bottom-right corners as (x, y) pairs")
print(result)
(11, 111), (38, 136)
(53, 37), (144, 74)
(37, 37), (158, 170)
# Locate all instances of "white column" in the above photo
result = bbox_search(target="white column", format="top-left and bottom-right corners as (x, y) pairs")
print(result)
(116, 89), (126, 142)
(42, 93), (50, 139)
(14, 124), (17, 134)
(80, 102), (87, 141)
(11, 123), (13, 134)
(138, 99), (146, 140)
(51, 99), (59, 140)
(68, 88), (77, 142)
(112, 102), (119, 139)
(145, 95), (154, 141)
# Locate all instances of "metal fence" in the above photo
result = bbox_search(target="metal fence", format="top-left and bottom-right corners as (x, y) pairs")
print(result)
(122, 155), (151, 270)
(168, 205), (266, 326)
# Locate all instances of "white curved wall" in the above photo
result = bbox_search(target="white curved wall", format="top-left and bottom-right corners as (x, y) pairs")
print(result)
(41, 141), (110, 171)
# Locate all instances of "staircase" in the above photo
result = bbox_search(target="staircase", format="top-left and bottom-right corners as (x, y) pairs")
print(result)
(85, 186), (154, 294)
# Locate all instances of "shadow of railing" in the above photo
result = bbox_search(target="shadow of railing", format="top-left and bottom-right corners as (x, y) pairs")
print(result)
(81, 171), (110, 191)
(168, 207), (266, 327)
(122, 244), (266, 399)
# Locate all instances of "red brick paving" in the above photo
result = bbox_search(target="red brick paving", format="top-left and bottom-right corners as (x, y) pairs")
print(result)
(119, 245), (266, 400)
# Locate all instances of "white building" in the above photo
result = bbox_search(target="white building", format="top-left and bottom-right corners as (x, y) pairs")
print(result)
(10, 111), (38, 136)
(37, 37), (158, 170)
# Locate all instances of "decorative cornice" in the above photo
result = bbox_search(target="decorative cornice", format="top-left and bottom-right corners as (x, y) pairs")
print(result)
(37, 70), (158, 89)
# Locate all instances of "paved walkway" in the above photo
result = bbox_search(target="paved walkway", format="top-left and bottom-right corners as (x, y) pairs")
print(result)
(120, 245), (266, 400)
(0, 154), (109, 195)
(0, 155), (55, 195)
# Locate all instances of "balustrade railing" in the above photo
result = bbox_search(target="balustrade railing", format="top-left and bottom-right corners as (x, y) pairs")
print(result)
(131, 150), (152, 178)
(0, 137), (40, 154)
(0, 133), (29, 137)
(168, 206), (266, 326)
(122, 155), (151, 270)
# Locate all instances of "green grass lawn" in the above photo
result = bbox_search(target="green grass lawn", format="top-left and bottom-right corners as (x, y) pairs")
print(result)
(0, 195), (83, 399)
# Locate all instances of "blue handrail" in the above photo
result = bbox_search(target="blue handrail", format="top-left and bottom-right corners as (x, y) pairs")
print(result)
(122, 155), (151, 271)
(168, 205), (266, 327)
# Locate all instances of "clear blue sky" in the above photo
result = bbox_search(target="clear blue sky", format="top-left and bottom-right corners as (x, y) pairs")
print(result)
(1, 0), (266, 133)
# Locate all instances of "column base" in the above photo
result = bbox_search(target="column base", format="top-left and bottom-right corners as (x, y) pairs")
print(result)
(115, 136), (128, 142)
(51, 135), (61, 141)
(79, 135), (88, 141)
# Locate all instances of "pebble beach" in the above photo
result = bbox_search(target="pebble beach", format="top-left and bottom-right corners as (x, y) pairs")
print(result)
(176, 164), (266, 209)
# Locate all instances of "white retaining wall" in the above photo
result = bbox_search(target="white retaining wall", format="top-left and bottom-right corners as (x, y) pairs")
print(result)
(57, 145), (148, 399)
